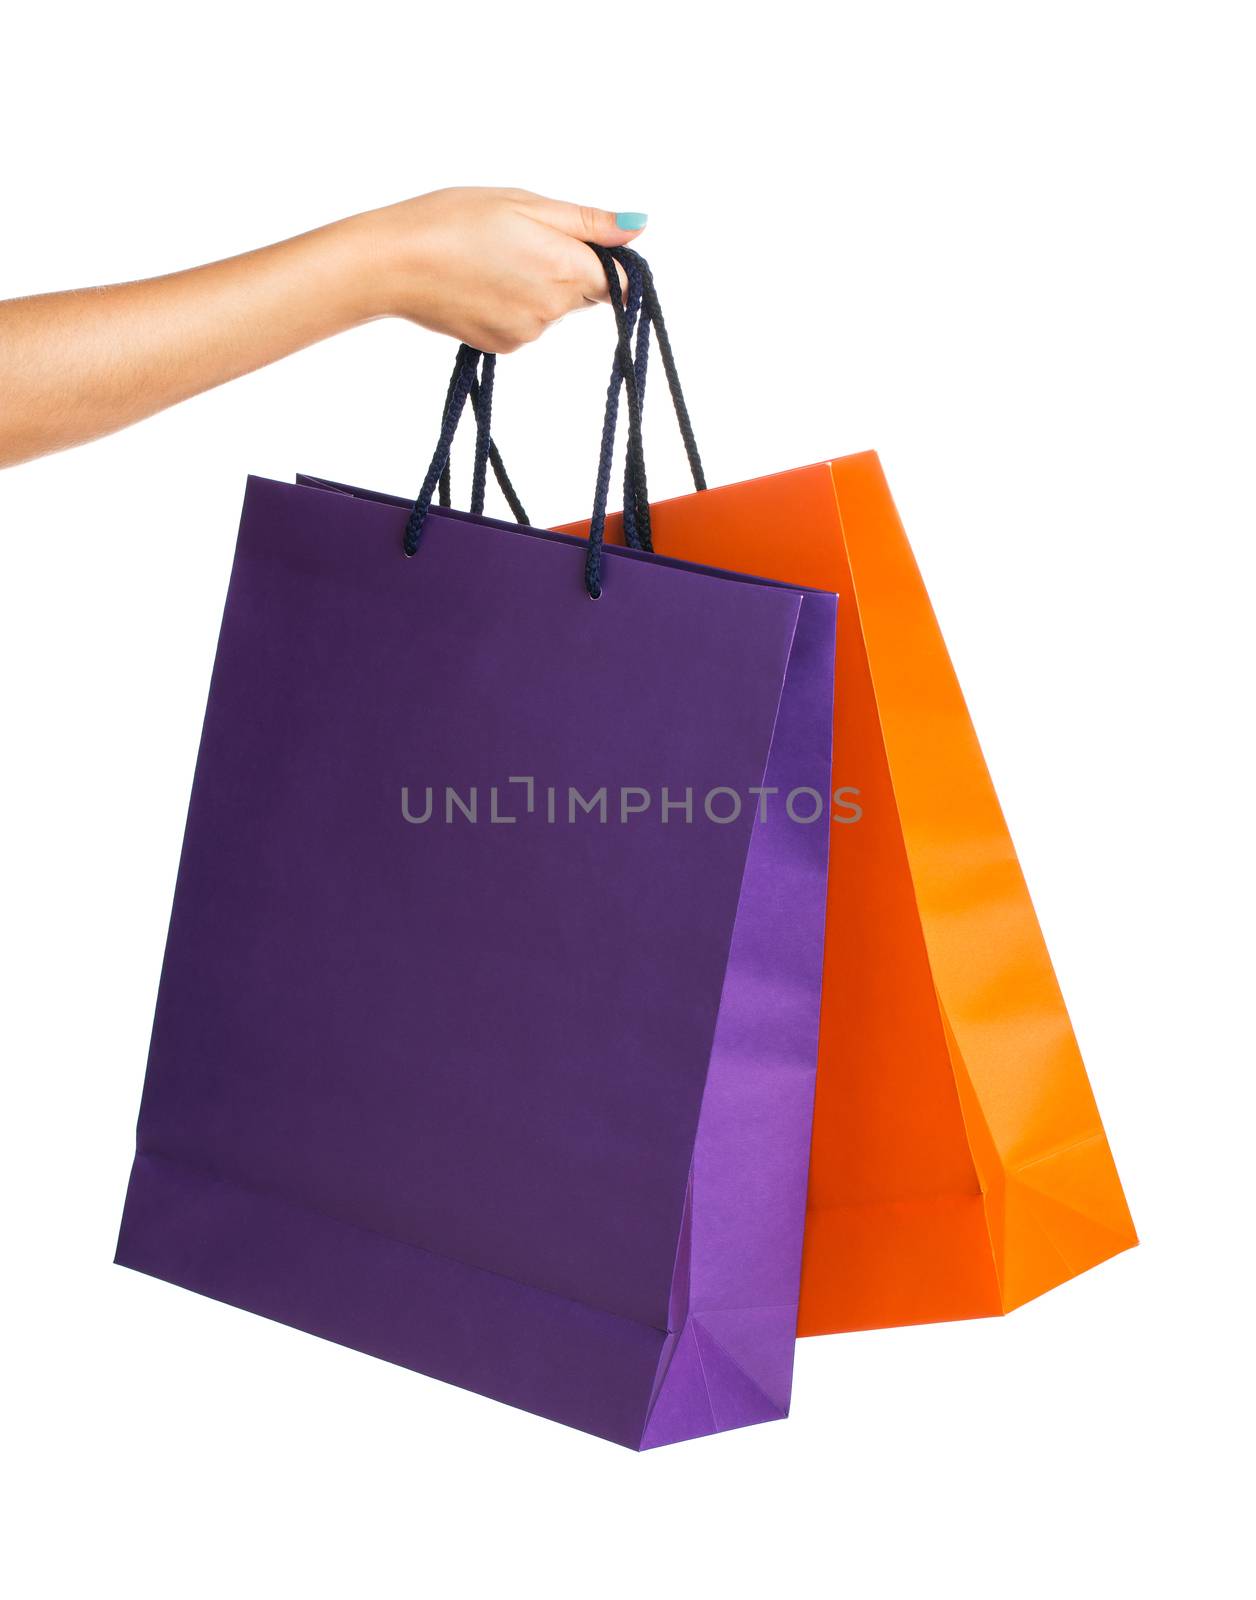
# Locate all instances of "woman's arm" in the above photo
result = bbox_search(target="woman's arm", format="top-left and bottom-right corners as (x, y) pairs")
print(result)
(0, 188), (645, 469)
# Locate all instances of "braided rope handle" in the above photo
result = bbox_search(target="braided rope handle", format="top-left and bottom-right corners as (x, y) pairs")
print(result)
(437, 371), (528, 522)
(404, 344), (479, 557)
(404, 248), (704, 596)
(621, 248), (706, 493)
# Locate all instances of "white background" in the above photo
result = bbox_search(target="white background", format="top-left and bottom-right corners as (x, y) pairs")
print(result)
(2, 3), (1252, 1595)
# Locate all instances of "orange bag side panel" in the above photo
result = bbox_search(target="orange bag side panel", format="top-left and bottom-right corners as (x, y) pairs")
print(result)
(827, 455), (1137, 1310)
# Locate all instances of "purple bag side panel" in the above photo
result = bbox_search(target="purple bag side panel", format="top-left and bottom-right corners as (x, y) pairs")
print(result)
(116, 476), (836, 1448)
(641, 591), (836, 1448)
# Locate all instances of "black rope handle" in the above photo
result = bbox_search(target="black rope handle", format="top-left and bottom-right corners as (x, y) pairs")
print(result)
(619, 254), (654, 553)
(406, 345), (531, 555)
(469, 349), (495, 516)
(405, 344), (480, 556)
(619, 247), (706, 492)
(481, 427), (530, 524)
(433, 343), (465, 515)
(598, 246), (704, 572)
(585, 244), (652, 597)
(406, 263), (650, 592)
(592, 250), (651, 554)
(616, 258), (652, 554)
(435, 359), (530, 523)
(404, 250), (704, 596)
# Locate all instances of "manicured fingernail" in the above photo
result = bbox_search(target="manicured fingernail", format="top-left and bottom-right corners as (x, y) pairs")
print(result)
(615, 212), (648, 231)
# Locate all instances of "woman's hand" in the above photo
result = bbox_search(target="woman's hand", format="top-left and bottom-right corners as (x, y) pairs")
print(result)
(350, 188), (645, 352)
(0, 187), (645, 468)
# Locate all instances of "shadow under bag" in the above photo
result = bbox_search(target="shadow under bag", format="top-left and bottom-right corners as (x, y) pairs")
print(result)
(116, 269), (838, 1448)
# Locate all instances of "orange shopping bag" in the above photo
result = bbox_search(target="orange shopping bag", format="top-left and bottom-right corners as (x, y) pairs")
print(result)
(557, 248), (1137, 1335)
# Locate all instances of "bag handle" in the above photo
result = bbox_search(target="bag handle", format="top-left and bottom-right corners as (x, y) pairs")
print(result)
(615, 246), (707, 516)
(404, 348), (527, 555)
(584, 243), (652, 595)
(588, 245), (707, 556)
(436, 354), (530, 525)
(590, 246), (651, 554)
(404, 247), (705, 598)
(585, 245), (708, 592)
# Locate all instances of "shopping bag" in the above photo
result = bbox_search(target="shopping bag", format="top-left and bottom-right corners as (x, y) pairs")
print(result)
(550, 249), (1137, 1334)
(115, 294), (838, 1447)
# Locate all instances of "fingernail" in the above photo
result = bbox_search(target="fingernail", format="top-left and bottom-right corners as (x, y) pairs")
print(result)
(615, 212), (648, 231)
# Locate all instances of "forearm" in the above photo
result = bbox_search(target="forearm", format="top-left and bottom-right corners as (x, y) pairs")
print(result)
(0, 189), (643, 470)
(0, 217), (375, 467)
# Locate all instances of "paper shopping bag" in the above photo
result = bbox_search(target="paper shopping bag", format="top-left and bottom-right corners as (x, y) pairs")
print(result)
(116, 334), (837, 1446)
(553, 249), (1137, 1334)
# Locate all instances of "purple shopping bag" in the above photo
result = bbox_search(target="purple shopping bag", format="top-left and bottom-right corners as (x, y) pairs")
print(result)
(116, 277), (837, 1448)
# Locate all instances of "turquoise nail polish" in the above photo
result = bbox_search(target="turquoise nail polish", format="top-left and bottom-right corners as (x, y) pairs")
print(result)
(615, 212), (648, 231)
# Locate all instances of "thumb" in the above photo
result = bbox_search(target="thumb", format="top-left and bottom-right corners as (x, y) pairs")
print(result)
(520, 194), (648, 245)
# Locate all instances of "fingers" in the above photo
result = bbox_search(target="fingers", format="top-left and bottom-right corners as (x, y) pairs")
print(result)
(519, 194), (647, 246)
(510, 191), (640, 314)
(576, 252), (630, 308)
